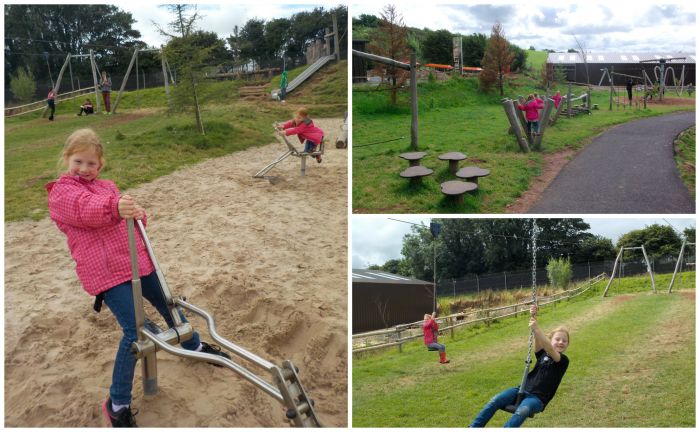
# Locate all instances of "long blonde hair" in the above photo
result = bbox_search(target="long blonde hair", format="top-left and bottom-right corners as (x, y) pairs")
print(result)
(59, 128), (105, 173)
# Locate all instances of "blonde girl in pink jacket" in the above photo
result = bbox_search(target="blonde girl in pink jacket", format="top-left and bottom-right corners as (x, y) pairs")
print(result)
(46, 129), (230, 427)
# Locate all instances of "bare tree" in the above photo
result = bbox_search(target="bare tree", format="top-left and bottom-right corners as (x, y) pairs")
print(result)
(479, 22), (513, 96)
(573, 35), (590, 87)
(368, 4), (411, 105)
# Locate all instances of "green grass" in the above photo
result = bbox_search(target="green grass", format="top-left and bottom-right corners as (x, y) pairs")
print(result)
(674, 126), (695, 200)
(5, 60), (347, 221)
(352, 73), (695, 213)
(353, 273), (695, 427)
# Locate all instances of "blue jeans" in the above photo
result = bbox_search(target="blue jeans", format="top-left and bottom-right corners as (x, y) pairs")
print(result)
(103, 272), (201, 405)
(303, 140), (318, 153)
(426, 342), (445, 353)
(525, 120), (539, 134)
(469, 386), (544, 428)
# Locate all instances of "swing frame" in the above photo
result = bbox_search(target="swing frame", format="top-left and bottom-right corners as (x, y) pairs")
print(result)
(602, 245), (656, 297)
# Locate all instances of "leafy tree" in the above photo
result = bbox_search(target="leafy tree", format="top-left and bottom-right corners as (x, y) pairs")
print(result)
(462, 33), (486, 67)
(238, 18), (267, 67)
(617, 224), (682, 259)
(572, 235), (616, 262)
(683, 226), (696, 242)
(368, 4), (411, 105)
(479, 22), (513, 96)
(509, 43), (527, 72)
(422, 29), (453, 64)
(547, 257), (572, 289)
(10, 67), (36, 104)
(353, 14), (380, 28)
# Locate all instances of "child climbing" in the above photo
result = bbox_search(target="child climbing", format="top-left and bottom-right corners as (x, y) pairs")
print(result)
(77, 99), (94, 116)
(552, 91), (562, 109)
(468, 305), (569, 427)
(277, 107), (324, 163)
(423, 312), (449, 364)
(518, 94), (543, 136)
(45, 128), (232, 427)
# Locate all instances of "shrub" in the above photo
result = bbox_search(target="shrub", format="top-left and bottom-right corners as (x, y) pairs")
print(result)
(10, 67), (37, 104)
(547, 257), (572, 289)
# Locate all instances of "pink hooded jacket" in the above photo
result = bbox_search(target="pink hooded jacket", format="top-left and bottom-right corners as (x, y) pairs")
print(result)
(282, 118), (324, 145)
(518, 99), (544, 121)
(46, 175), (154, 296)
(422, 318), (439, 345)
(552, 93), (562, 109)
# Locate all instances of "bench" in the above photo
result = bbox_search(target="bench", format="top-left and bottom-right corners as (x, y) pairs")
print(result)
(438, 152), (467, 174)
(440, 180), (477, 204)
(399, 151), (428, 167)
(455, 166), (491, 185)
(400, 166), (433, 185)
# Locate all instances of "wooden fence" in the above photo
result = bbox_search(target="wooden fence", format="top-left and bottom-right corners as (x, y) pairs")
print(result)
(352, 273), (606, 354)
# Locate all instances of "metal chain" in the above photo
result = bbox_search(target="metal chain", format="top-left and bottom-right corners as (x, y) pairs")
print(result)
(524, 219), (539, 368)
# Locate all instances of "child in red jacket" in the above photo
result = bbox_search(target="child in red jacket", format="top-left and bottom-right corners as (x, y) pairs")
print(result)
(423, 312), (449, 364)
(518, 94), (543, 136)
(46, 128), (231, 427)
(277, 107), (325, 163)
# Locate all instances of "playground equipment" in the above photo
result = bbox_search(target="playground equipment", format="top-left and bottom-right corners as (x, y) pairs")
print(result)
(335, 111), (348, 148)
(602, 246), (656, 297)
(501, 219), (539, 418)
(668, 239), (695, 293)
(254, 124), (325, 178)
(113, 48), (173, 114)
(501, 96), (554, 152)
(271, 13), (341, 100)
(125, 218), (321, 427)
(640, 57), (688, 100)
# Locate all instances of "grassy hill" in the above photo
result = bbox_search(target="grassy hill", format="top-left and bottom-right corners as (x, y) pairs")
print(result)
(352, 272), (695, 427)
(4, 60), (347, 221)
(352, 61), (695, 213)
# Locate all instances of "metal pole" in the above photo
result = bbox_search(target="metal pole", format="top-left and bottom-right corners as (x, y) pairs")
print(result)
(113, 48), (139, 114)
(127, 219), (158, 395)
(669, 240), (687, 293)
(90, 50), (101, 113)
(640, 245), (656, 293)
(161, 48), (171, 106)
(42, 54), (71, 118)
(603, 248), (623, 297)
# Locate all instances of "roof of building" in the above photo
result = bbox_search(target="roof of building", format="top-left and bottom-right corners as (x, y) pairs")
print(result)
(352, 268), (432, 285)
(547, 52), (696, 65)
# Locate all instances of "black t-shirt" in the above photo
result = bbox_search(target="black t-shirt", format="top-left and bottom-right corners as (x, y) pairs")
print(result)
(523, 349), (569, 409)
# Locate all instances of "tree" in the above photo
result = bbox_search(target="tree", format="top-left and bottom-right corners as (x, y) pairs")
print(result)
(509, 43), (527, 72)
(683, 226), (696, 241)
(617, 224), (682, 259)
(546, 257), (572, 289)
(158, 4), (209, 135)
(368, 4), (411, 105)
(352, 14), (380, 28)
(422, 29), (453, 64)
(462, 33), (487, 67)
(479, 22), (513, 96)
(9, 67), (36, 104)
(572, 235), (616, 262)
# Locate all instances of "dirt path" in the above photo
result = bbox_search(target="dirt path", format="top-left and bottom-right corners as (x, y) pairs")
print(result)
(4, 118), (348, 427)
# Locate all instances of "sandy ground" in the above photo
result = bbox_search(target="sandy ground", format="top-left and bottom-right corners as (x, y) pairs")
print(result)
(4, 118), (348, 427)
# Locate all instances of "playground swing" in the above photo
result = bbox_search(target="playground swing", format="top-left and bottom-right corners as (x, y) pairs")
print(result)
(603, 245), (656, 297)
(668, 239), (695, 293)
(254, 123), (325, 178)
(124, 218), (321, 427)
(500, 220), (539, 419)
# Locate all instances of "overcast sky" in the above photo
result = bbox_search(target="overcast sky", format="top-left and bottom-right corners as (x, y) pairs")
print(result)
(120, 3), (334, 48)
(351, 216), (696, 269)
(352, 2), (696, 53)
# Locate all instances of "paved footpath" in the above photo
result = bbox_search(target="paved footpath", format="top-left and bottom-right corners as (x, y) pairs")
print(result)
(529, 111), (695, 214)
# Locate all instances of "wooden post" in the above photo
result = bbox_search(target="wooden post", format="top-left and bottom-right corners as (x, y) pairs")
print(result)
(332, 13), (340, 61)
(112, 48), (139, 114)
(449, 317), (454, 339)
(567, 83), (572, 118)
(41, 54), (71, 118)
(533, 99), (554, 150)
(90, 50), (101, 113)
(410, 53), (418, 151)
(502, 99), (529, 152)
(512, 100), (532, 148)
(161, 49), (171, 106)
(485, 309), (490, 327)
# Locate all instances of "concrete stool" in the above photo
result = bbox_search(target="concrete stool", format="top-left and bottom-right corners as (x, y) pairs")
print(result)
(399, 152), (427, 167)
(438, 152), (467, 174)
(400, 166), (433, 185)
(441, 180), (477, 204)
(456, 166), (491, 185)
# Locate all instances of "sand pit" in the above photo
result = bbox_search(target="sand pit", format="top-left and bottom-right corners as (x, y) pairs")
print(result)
(4, 118), (348, 427)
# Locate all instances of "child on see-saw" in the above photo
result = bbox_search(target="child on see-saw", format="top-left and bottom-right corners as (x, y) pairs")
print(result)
(46, 128), (231, 427)
(469, 305), (569, 428)
(277, 107), (324, 163)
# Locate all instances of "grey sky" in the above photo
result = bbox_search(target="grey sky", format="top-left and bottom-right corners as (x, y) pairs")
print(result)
(119, 2), (333, 48)
(351, 216), (696, 269)
(352, 2), (696, 53)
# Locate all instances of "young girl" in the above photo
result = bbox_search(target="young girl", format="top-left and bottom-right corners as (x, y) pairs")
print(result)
(277, 107), (324, 163)
(422, 312), (449, 364)
(46, 128), (231, 427)
(552, 91), (562, 109)
(469, 305), (569, 427)
(518, 94), (543, 136)
(99, 70), (112, 113)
